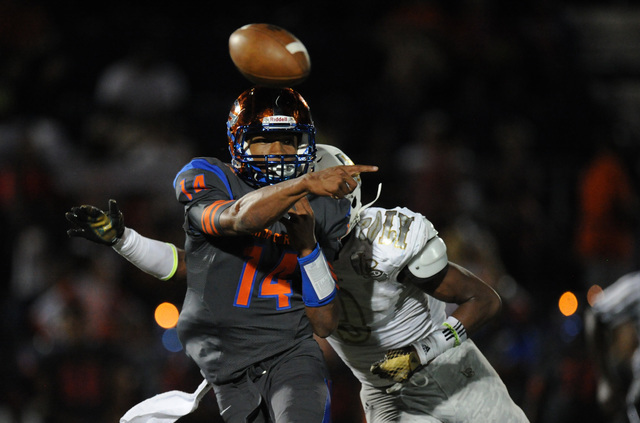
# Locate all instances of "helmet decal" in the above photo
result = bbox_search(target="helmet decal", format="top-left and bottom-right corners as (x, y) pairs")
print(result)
(262, 115), (297, 126)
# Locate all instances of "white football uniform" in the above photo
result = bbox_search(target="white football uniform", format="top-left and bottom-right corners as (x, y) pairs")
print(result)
(592, 271), (640, 423)
(328, 206), (529, 422)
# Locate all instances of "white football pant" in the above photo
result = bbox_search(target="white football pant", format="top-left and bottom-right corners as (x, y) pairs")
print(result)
(360, 340), (529, 423)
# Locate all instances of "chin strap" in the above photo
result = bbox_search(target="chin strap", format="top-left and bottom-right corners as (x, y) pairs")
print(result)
(361, 182), (383, 213)
(349, 183), (383, 230)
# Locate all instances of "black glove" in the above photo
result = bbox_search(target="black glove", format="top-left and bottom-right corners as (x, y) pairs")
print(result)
(66, 199), (125, 245)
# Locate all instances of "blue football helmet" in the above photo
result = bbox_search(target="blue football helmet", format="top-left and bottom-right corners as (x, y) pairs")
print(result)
(227, 87), (317, 187)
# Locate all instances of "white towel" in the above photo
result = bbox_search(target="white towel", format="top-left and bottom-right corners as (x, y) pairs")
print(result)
(120, 378), (211, 423)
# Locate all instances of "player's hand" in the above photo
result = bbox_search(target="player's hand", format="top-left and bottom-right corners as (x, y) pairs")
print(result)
(280, 197), (316, 255)
(305, 165), (377, 199)
(370, 347), (429, 393)
(66, 199), (124, 245)
(370, 346), (422, 384)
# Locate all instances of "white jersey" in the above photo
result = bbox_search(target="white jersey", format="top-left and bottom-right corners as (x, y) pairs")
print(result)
(327, 206), (448, 388)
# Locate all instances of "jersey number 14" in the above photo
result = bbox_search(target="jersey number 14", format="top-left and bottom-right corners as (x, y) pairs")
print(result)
(234, 245), (297, 310)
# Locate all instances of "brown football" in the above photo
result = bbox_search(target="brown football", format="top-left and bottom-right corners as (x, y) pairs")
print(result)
(229, 23), (311, 87)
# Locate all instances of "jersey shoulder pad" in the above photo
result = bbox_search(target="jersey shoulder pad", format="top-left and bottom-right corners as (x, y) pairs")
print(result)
(354, 207), (441, 281)
(405, 235), (448, 279)
(174, 157), (235, 203)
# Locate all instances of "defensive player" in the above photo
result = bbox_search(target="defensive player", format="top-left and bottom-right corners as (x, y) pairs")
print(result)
(586, 272), (640, 423)
(68, 86), (377, 423)
(68, 145), (528, 422)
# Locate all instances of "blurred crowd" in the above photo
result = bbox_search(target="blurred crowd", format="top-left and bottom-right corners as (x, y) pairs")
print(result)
(1, 1), (640, 422)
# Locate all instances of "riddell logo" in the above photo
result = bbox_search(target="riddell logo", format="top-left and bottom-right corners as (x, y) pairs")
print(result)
(263, 115), (296, 124)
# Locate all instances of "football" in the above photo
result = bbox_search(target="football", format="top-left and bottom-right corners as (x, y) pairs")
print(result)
(229, 23), (311, 87)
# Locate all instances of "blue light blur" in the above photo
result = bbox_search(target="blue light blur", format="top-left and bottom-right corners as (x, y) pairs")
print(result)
(561, 314), (582, 343)
(162, 328), (183, 352)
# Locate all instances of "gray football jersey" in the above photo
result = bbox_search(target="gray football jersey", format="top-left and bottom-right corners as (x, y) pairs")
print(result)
(173, 156), (350, 384)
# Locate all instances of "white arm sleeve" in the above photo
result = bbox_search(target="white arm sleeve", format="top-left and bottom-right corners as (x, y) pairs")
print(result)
(112, 227), (179, 281)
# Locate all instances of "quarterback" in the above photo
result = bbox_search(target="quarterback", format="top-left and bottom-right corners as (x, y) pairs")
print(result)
(67, 144), (528, 422)
(67, 86), (379, 423)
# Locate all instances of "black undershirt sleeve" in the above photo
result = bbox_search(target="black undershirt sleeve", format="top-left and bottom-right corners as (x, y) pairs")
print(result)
(397, 263), (449, 294)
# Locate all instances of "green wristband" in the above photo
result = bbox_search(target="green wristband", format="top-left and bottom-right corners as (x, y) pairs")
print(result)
(442, 322), (460, 346)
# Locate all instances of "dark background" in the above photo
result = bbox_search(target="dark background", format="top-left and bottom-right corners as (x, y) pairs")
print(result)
(2, 1), (640, 422)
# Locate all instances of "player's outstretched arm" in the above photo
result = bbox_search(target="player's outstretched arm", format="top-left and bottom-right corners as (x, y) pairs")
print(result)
(66, 200), (340, 339)
(281, 197), (340, 337)
(219, 164), (377, 235)
(66, 200), (185, 281)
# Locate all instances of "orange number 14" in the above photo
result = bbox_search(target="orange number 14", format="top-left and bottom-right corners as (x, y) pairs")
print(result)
(235, 245), (298, 310)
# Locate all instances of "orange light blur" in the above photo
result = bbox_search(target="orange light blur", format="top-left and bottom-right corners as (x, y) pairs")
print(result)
(155, 302), (180, 329)
(587, 284), (604, 307)
(558, 291), (578, 316)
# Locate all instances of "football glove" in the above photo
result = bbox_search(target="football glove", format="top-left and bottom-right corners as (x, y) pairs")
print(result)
(370, 346), (422, 384)
(66, 199), (124, 246)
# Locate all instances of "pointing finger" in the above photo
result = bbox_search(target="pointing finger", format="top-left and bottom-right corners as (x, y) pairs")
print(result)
(343, 164), (378, 175)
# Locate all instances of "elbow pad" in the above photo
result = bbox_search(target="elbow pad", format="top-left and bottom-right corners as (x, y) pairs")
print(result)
(406, 236), (448, 279)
